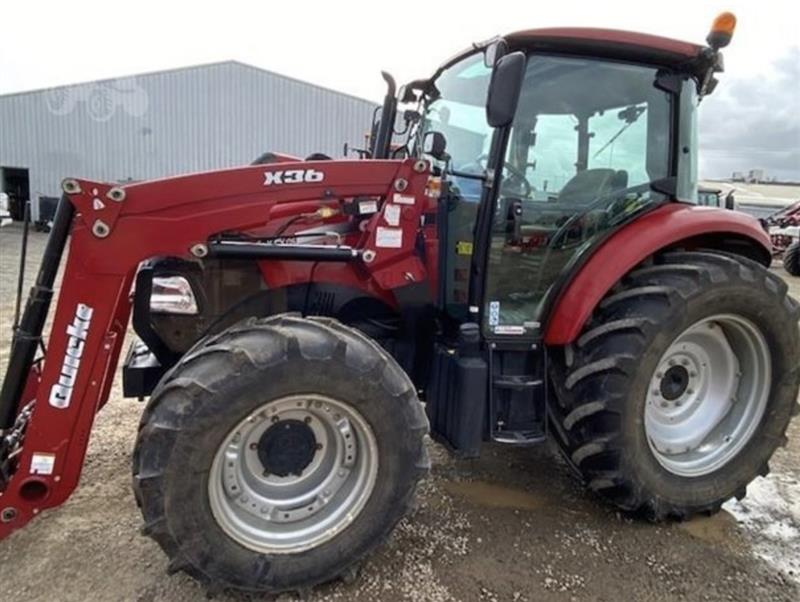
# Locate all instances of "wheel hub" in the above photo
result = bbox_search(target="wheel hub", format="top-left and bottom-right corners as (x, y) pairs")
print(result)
(208, 394), (379, 554)
(659, 365), (690, 400)
(257, 420), (317, 477)
(645, 314), (771, 477)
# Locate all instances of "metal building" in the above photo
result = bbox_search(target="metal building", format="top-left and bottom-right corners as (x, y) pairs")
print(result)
(0, 61), (376, 221)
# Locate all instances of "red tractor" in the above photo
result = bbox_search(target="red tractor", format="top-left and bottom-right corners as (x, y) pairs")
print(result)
(1, 13), (798, 596)
(762, 200), (800, 276)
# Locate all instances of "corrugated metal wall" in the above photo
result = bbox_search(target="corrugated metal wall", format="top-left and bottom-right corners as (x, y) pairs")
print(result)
(0, 62), (377, 206)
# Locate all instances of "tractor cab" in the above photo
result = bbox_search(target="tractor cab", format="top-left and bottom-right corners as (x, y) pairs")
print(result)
(410, 27), (724, 454)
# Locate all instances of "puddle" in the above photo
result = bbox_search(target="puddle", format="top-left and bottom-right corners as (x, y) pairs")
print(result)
(723, 474), (800, 582)
(442, 480), (547, 511)
(679, 510), (740, 547)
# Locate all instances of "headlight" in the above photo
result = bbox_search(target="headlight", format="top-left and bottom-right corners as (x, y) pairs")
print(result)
(150, 276), (199, 315)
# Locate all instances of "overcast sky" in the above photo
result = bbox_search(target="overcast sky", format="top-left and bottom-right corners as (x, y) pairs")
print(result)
(1, 0), (798, 179)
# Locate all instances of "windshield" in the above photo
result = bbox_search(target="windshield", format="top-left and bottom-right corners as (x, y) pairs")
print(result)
(415, 52), (491, 320)
(418, 53), (493, 192)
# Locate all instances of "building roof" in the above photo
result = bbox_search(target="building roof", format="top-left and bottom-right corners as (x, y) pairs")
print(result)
(0, 60), (375, 107)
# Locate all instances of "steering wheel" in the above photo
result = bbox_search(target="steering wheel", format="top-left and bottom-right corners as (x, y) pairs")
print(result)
(463, 155), (533, 198)
(548, 181), (655, 249)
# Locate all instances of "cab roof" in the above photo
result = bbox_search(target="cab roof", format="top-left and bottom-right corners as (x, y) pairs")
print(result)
(506, 28), (705, 69)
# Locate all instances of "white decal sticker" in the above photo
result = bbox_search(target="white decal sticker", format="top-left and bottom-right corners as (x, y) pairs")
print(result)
(375, 227), (403, 248)
(49, 303), (94, 409)
(359, 200), (378, 214)
(488, 301), (500, 326)
(263, 169), (324, 186)
(393, 193), (415, 205)
(384, 204), (401, 227)
(494, 325), (526, 335)
(31, 452), (56, 475)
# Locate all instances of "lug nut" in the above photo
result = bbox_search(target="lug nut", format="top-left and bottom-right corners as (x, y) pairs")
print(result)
(249, 443), (258, 450)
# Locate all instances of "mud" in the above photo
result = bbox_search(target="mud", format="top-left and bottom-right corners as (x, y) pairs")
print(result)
(0, 224), (798, 601)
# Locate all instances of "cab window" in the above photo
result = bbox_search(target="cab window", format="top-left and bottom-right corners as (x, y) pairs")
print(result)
(483, 55), (673, 336)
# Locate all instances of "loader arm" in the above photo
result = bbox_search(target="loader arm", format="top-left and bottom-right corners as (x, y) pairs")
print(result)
(0, 158), (432, 537)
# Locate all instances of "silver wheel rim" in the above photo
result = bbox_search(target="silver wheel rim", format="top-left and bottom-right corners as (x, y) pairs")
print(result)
(645, 314), (771, 477)
(208, 394), (379, 554)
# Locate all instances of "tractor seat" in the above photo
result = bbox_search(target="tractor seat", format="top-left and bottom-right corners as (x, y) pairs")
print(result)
(558, 168), (628, 204)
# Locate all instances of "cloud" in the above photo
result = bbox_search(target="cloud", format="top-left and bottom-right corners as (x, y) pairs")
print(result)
(699, 47), (800, 181)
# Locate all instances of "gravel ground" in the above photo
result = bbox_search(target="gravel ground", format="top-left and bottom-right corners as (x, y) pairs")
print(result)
(0, 223), (798, 602)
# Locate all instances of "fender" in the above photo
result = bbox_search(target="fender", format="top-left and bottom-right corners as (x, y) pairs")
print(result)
(543, 202), (772, 345)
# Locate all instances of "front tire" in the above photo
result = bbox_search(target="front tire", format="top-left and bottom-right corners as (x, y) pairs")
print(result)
(133, 314), (429, 595)
(550, 251), (800, 519)
(784, 241), (800, 276)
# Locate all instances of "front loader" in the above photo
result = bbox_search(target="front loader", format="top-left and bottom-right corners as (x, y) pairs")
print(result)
(1, 13), (799, 596)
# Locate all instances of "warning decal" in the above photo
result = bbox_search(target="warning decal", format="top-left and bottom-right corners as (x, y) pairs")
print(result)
(376, 227), (403, 248)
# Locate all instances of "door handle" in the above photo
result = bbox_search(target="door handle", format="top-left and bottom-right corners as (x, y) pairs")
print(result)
(506, 199), (522, 242)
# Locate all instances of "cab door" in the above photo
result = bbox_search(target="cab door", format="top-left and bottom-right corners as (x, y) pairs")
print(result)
(479, 54), (674, 339)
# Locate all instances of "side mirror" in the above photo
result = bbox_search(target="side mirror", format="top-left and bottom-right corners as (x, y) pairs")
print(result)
(423, 131), (448, 161)
(484, 39), (508, 68)
(486, 52), (526, 128)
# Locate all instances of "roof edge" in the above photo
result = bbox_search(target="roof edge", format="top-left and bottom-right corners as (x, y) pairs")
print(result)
(506, 27), (704, 61)
(0, 60), (377, 106)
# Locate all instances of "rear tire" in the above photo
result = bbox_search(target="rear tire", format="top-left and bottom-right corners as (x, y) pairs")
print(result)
(133, 314), (429, 595)
(784, 241), (800, 276)
(549, 251), (800, 519)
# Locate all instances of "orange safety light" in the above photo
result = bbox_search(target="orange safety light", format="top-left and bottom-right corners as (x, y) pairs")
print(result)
(707, 12), (737, 49)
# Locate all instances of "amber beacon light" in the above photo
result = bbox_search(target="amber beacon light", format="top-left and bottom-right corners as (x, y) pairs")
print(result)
(707, 12), (737, 49)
